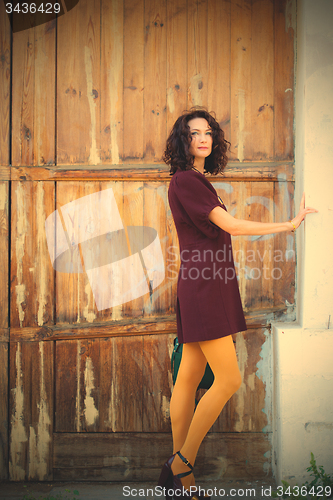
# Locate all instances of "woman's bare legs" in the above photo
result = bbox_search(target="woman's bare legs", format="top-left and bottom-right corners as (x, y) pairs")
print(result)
(170, 335), (242, 491)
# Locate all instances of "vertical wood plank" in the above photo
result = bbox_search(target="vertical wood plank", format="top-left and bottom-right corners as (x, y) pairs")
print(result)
(142, 181), (168, 315)
(11, 181), (55, 328)
(28, 341), (54, 480)
(101, 0), (124, 164)
(0, 2), (11, 166)
(166, 0), (188, 134)
(123, 0), (144, 161)
(188, 0), (208, 107)
(274, 0), (295, 160)
(251, 0), (274, 160)
(230, 0), (252, 161)
(55, 340), (79, 432)
(0, 342), (8, 479)
(144, 0), (167, 161)
(0, 179), (9, 479)
(207, 0), (231, 140)
(12, 21), (56, 166)
(142, 334), (172, 432)
(55, 181), (100, 325)
(122, 181), (145, 318)
(274, 178), (295, 308)
(0, 182), (9, 329)
(57, 0), (101, 165)
(10, 341), (54, 480)
(243, 181), (275, 310)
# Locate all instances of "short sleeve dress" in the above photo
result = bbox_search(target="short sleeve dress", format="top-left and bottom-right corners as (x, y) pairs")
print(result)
(168, 169), (247, 343)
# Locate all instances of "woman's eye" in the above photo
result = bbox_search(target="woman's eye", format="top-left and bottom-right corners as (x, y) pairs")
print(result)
(191, 132), (198, 136)
(206, 131), (212, 135)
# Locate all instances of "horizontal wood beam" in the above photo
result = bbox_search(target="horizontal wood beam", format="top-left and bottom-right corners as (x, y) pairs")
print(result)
(4, 306), (291, 342)
(1, 162), (294, 182)
(53, 431), (272, 481)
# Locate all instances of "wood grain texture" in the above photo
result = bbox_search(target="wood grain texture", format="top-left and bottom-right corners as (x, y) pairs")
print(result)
(187, 0), (208, 107)
(166, 0), (188, 135)
(0, 182), (9, 330)
(9, 341), (54, 480)
(0, 2), (11, 167)
(10, 181), (55, 328)
(274, 0), (295, 160)
(55, 336), (145, 432)
(230, 0), (252, 161)
(0, 342), (8, 479)
(144, 0), (167, 162)
(251, 0), (274, 160)
(101, 0), (124, 164)
(53, 431), (272, 480)
(10, 162), (295, 182)
(207, 0), (231, 140)
(57, 0), (101, 165)
(123, 0), (144, 160)
(12, 20), (56, 166)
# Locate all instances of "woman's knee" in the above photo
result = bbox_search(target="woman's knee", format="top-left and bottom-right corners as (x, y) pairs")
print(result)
(214, 370), (242, 398)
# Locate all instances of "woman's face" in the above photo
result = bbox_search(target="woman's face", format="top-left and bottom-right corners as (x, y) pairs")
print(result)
(188, 117), (213, 161)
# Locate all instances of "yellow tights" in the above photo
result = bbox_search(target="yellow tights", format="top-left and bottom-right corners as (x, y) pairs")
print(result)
(169, 335), (242, 490)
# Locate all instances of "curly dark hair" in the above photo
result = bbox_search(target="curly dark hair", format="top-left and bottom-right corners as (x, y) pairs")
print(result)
(163, 107), (230, 175)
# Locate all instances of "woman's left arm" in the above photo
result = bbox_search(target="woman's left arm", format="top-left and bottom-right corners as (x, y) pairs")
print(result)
(208, 192), (318, 236)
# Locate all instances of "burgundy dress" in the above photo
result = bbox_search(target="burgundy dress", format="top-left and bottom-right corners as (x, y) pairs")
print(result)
(168, 169), (247, 343)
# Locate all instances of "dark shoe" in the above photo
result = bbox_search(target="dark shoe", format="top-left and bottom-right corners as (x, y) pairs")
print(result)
(158, 451), (210, 500)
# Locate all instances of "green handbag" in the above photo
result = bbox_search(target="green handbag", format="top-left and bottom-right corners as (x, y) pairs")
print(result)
(171, 337), (215, 390)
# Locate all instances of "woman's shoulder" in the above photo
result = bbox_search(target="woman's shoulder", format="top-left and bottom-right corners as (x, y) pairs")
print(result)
(171, 168), (213, 188)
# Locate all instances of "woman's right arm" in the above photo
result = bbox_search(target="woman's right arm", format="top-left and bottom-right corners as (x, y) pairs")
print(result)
(208, 193), (318, 236)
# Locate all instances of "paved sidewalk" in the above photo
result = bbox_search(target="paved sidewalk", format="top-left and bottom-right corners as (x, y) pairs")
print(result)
(0, 478), (277, 500)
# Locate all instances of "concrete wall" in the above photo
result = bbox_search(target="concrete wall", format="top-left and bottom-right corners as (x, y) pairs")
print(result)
(272, 0), (333, 485)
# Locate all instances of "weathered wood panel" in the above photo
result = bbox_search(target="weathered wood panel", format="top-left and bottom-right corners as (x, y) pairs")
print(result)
(123, 0), (144, 161)
(55, 336), (148, 432)
(274, 0), (295, 160)
(10, 161), (295, 182)
(251, 0), (274, 160)
(0, 180), (9, 479)
(273, 179), (295, 308)
(0, 1), (11, 167)
(12, 20), (56, 166)
(211, 328), (270, 433)
(57, 0), (101, 165)
(188, 0), (208, 108)
(53, 431), (271, 481)
(101, 0), (124, 164)
(0, 342), (8, 480)
(207, 0), (231, 141)
(166, 0), (188, 133)
(11, 181), (55, 328)
(230, 0), (252, 161)
(144, 0), (167, 161)
(9, 341), (54, 481)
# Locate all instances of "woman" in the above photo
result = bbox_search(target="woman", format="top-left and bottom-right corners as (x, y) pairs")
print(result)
(158, 108), (317, 500)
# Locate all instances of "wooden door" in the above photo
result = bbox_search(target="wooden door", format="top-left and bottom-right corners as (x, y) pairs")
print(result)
(0, 0), (295, 481)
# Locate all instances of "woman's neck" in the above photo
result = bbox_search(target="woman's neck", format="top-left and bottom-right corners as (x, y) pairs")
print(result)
(193, 159), (205, 174)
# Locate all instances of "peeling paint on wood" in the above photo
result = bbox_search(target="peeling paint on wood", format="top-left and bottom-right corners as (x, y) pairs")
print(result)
(28, 343), (51, 479)
(234, 332), (248, 432)
(9, 344), (27, 480)
(84, 356), (99, 427)
(15, 183), (28, 327)
(36, 183), (47, 326)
